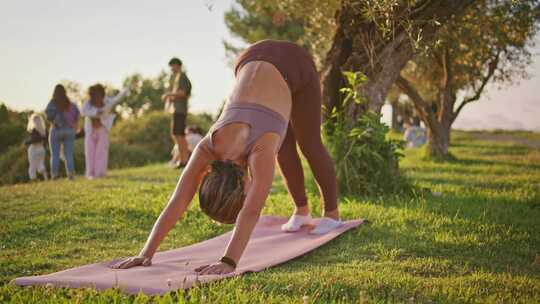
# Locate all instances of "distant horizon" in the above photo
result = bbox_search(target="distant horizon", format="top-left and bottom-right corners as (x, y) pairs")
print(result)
(1, 0), (539, 131)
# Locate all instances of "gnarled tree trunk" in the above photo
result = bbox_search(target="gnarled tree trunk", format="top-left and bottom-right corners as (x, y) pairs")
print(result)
(426, 121), (452, 158)
(320, 0), (475, 121)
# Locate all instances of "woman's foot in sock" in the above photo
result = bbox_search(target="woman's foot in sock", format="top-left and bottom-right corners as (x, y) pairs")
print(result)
(309, 217), (342, 235)
(281, 214), (314, 232)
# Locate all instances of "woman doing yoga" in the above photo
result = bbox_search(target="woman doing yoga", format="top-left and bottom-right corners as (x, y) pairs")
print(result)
(112, 40), (341, 275)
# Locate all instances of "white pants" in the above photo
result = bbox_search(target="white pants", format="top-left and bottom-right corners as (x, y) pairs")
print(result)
(28, 144), (46, 180)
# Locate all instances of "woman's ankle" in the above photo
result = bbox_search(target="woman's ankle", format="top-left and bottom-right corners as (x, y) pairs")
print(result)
(293, 206), (310, 216)
(323, 208), (340, 221)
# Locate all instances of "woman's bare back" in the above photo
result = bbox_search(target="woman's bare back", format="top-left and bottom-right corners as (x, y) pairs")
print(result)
(228, 61), (292, 121)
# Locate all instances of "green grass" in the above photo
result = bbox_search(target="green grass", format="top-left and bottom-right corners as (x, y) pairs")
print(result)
(1, 131), (539, 303)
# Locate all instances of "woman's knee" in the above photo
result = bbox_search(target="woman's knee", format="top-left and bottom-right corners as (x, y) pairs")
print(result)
(297, 136), (326, 158)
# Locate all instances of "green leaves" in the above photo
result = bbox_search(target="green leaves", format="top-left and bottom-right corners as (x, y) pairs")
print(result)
(340, 71), (369, 106)
(324, 71), (408, 197)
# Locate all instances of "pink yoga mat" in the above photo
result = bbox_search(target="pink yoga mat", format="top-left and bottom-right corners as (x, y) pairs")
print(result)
(13, 216), (364, 295)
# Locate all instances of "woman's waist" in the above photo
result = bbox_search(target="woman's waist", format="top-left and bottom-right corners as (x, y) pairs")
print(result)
(213, 103), (288, 139)
(84, 115), (114, 126)
(223, 100), (289, 122)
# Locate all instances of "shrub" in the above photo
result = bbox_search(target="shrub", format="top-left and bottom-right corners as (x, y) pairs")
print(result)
(110, 111), (173, 160)
(0, 145), (29, 185)
(324, 71), (409, 196)
(0, 140), (162, 185)
(110, 111), (213, 160)
(0, 105), (28, 154)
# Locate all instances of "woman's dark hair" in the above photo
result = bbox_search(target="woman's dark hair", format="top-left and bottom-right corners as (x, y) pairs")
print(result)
(51, 84), (71, 112)
(199, 160), (246, 224)
(89, 84), (106, 108)
(168, 57), (182, 66)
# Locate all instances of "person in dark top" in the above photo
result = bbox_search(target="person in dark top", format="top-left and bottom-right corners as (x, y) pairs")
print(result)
(25, 113), (48, 181)
(162, 57), (192, 168)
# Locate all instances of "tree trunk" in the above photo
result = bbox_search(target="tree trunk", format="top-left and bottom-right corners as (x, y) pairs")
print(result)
(320, 7), (353, 117)
(320, 0), (475, 121)
(426, 122), (451, 159)
(391, 101), (400, 131)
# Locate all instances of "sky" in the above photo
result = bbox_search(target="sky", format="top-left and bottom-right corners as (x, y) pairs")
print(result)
(1, 0), (539, 131)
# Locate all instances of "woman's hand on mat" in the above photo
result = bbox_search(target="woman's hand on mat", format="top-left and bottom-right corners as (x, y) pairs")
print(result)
(110, 256), (152, 269)
(195, 262), (234, 275)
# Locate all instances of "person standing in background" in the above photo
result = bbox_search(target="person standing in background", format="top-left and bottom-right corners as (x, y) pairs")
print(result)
(82, 84), (128, 179)
(45, 84), (80, 180)
(162, 57), (192, 168)
(25, 113), (48, 181)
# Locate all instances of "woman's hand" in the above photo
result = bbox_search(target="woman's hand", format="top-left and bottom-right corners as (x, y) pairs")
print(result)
(110, 255), (152, 269)
(195, 262), (235, 275)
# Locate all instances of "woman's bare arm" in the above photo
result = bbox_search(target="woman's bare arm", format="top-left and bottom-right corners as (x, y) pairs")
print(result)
(112, 141), (213, 269)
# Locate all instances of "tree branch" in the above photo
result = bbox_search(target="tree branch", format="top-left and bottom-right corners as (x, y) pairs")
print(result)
(441, 47), (452, 90)
(395, 74), (438, 127)
(453, 51), (500, 119)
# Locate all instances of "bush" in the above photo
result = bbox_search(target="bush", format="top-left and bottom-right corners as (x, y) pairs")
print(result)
(110, 111), (173, 160)
(324, 72), (409, 196)
(0, 145), (29, 185)
(0, 104), (29, 154)
(110, 111), (213, 160)
(0, 140), (162, 185)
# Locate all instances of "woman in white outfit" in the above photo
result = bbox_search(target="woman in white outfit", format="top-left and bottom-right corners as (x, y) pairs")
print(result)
(81, 84), (127, 179)
(25, 113), (48, 181)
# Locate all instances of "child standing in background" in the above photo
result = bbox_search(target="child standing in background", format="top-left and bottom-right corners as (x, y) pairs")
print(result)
(25, 113), (48, 181)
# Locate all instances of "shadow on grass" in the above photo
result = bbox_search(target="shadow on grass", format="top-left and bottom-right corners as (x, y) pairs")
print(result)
(451, 142), (531, 153)
(113, 175), (174, 184)
(450, 157), (540, 170)
(411, 176), (533, 192)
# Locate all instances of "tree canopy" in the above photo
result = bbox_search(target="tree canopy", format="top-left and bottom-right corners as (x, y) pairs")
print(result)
(396, 0), (540, 157)
(223, 0), (307, 63)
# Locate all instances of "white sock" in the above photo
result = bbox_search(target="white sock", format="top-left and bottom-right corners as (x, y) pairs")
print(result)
(281, 214), (313, 232)
(309, 217), (342, 235)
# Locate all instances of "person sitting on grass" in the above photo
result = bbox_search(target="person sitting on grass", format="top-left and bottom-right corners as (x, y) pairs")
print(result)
(171, 126), (204, 162)
(112, 40), (341, 275)
(186, 126), (204, 155)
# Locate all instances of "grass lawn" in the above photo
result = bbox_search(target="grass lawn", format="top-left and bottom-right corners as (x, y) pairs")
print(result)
(1, 132), (539, 303)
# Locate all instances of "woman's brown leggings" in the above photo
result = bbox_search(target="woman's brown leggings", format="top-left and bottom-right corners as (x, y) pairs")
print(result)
(277, 80), (338, 212)
(235, 40), (338, 212)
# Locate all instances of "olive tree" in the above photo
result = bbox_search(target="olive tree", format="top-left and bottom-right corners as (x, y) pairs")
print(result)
(395, 0), (540, 158)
